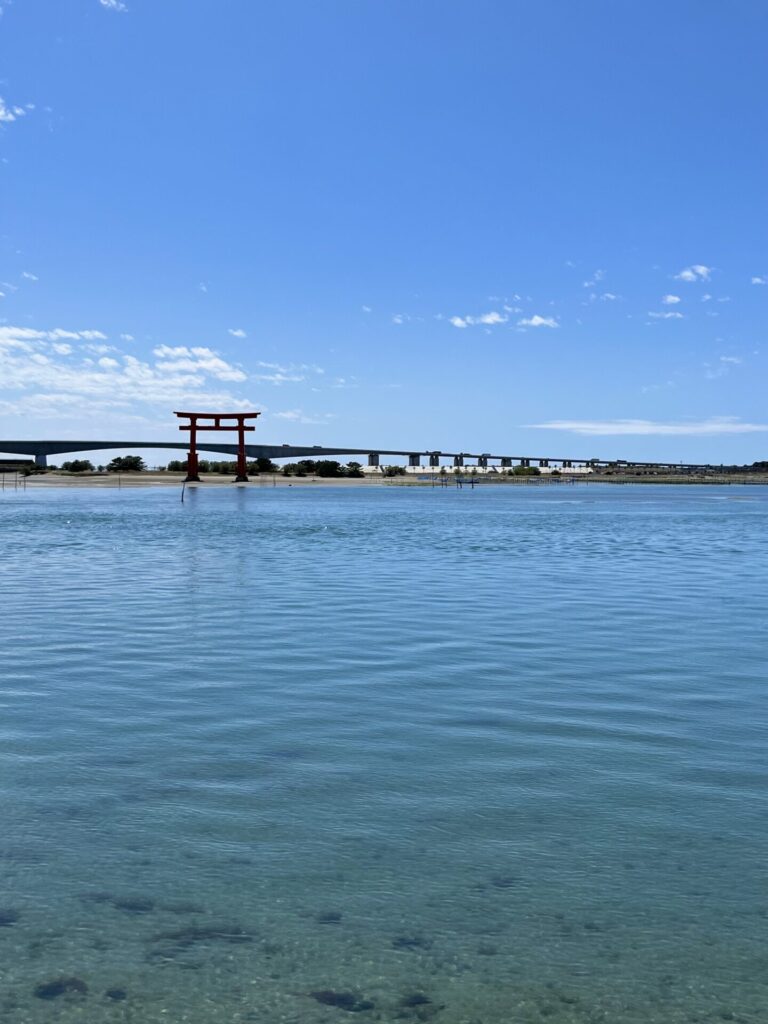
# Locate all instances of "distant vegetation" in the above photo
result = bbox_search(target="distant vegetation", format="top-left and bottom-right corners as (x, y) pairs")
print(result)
(107, 456), (146, 472)
(164, 458), (366, 477)
(61, 459), (95, 473)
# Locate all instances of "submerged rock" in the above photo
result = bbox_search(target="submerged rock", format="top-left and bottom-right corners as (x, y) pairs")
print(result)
(0, 908), (20, 927)
(105, 988), (127, 1001)
(316, 911), (343, 924)
(33, 977), (88, 1000)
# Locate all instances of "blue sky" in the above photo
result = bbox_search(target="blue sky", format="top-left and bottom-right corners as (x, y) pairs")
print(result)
(1, 0), (766, 464)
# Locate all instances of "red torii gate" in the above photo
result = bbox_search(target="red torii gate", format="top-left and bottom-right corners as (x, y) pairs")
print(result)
(174, 410), (261, 483)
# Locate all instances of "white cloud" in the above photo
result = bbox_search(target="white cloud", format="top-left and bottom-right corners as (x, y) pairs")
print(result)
(0, 97), (29, 124)
(448, 310), (508, 328)
(701, 294), (712, 302)
(79, 330), (108, 341)
(648, 311), (684, 320)
(517, 315), (558, 328)
(21, 271), (38, 281)
(120, 333), (134, 341)
(600, 293), (620, 302)
(152, 344), (246, 382)
(675, 264), (711, 282)
(99, 0), (128, 10)
(661, 294), (680, 305)
(0, 325), (254, 415)
(392, 314), (405, 325)
(362, 305), (372, 313)
(751, 276), (766, 285)
(528, 417), (767, 436)
(228, 328), (246, 338)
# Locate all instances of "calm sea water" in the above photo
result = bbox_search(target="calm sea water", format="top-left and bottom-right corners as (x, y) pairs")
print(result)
(1, 483), (766, 1024)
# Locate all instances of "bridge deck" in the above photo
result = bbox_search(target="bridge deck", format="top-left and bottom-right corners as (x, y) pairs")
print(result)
(0, 440), (715, 471)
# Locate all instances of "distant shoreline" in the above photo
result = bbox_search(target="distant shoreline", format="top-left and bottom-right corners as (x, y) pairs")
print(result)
(10, 471), (768, 488)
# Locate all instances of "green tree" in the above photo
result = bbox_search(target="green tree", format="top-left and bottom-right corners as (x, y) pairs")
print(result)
(107, 455), (146, 472)
(62, 459), (94, 472)
(255, 457), (279, 473)
(346, 461), (364, 478)
(316, 460), (342, 477)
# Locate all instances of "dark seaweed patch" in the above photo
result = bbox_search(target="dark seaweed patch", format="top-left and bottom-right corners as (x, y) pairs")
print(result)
(316, 911), (343, 924)
(490, 875), (518, 889)
(392, 935), (432, 951)
(112, 896), (155, 914)
(159, 901), (206, 915)
(33, 977), (88, 1000)
(310, 990), (375, 1012)
(79, 892), (155, 913)
(0, 908), (20, 927)
(149, 924), (254, 955)
(401, 993), (431, 1008)
(105, 988), (127, 1001)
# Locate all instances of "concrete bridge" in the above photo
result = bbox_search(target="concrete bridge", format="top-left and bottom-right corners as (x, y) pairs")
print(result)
(0, 439), (715, 473)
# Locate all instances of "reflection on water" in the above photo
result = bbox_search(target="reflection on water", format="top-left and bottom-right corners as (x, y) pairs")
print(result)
(1, 484), (767, 1023)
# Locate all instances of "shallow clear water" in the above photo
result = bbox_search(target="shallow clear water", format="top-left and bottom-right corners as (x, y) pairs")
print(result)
(1, 483), (766, 1024)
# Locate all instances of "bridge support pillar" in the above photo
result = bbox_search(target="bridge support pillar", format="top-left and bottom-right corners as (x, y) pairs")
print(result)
(428, 454), (440, 468)
(408, 454), (420, 468)
(478, 456), (488, 468)
(539, 459), (549, 468)
(453, 455), (464, 467)
(563, 460), (572, 468)
(501, 458), (512, 468)
(368, 453), (380, 467)
(34, 452), (47, 469)
(520, 458), (530, 467)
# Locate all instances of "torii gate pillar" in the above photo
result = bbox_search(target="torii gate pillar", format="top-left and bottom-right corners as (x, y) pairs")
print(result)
(174, 411), (261, 483)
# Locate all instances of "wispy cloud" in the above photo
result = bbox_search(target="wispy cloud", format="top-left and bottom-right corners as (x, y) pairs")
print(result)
(120, 333), (134, 342)
(361, 305), (372, 313)
(527, 417), (765, 436)
(704, 355), (743, 379)
(273, 409), (335, 425)
(99, 0), (128, 10)
(228, 328), (247, 338)
(674, 264), (711, 282)
(661, 294), (680, 305)
(582, 270), (605, 288)
(517, 315), (558, 328)
(751, 276), (766, 285)
(648, 311), (684, 320)
(21, 271), (39, 281)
